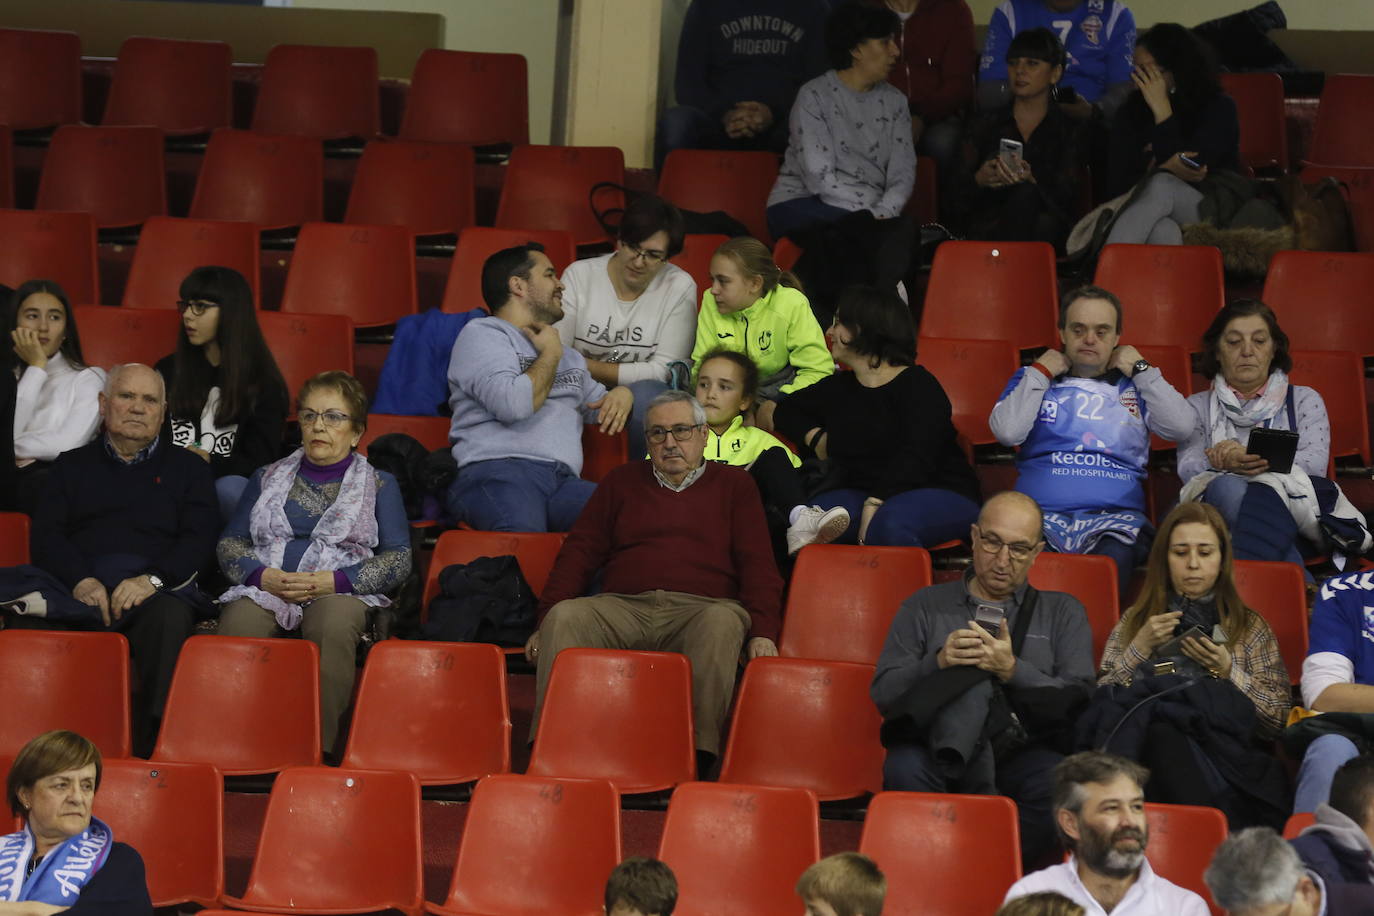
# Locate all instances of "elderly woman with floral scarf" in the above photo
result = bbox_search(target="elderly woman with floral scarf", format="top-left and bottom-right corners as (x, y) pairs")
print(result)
(1177, 299), (1370, 566)
(216, 370), (412, 755)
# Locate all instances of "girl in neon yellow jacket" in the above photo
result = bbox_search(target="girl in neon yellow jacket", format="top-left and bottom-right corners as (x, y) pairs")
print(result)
(695, 348), (847, 558)
(690, 237), (833, 431)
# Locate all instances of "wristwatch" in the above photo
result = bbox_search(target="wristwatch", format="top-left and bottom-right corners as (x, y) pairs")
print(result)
(146, 573), (164, 591)
(1130, 358), (1152, 378)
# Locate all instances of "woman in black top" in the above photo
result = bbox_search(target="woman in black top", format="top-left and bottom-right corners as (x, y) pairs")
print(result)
(951, 28), (1082, 251)
(773, 284), (980, 547)
(155, 266), (288, 520)
(1102, 23), (1240, 245)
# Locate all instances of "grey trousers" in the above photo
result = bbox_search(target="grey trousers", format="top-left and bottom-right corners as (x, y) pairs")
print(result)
(532, 590), (751, 754)
(218, 594), (369, 754)
(1105, 171), (1204, 246)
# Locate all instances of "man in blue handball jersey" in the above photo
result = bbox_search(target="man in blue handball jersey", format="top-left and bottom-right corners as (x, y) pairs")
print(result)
(977, 0), (1135, 122)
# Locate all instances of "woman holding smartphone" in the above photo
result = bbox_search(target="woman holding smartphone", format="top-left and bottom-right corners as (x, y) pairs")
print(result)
(950, 27), (1082, 250)
(1094, 501), (1290, 827)
(1100, 23), (1240, 246)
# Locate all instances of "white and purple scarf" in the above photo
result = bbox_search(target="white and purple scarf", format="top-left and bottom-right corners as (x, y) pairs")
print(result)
(0, 816), (113, 904)
(219, 449), (390, 629)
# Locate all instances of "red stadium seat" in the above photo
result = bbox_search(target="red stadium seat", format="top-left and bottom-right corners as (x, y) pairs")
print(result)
(582, 426), (628, 483)
(1027, 551), (1120, 665)
(280, 222), (417, 327)
(1298, 165), (1374, 253)
(103, 36), (232, 135)
(1283, 811), (1316, 839)
(1134, 343), (1194, 450)
(1145, 802), (1228, 915)
(495, 145), (626, 247)
(258, 311), (355, 405)
(669, 233), (728, 299)
(441, 226), (576, 314)
(922, 242), (1059, 351)
(1288, 349), (1370, 464)
(1233, 559), (1308, 686)
(345, 140), (476, 238)
(1094, 244), (1224, 349)
(658, 150), (778, 244)
(423, 529), (567, 612)
(36, 125), (166, 229)
(152, 635), (321, 775)
(341, 641), (510, 785)
(1307, 74), (1374, 168)
(190, 129), (323, 231)
(1263, 251), (1374, 358)
(72, 306), (181, 370)
(94, 759), (223, 908)
(659, 782), (819, 916)
(527, 649), (696, 794)
(860, 791), (1022, 916)
(773, 237), (802, 271)
(358, 414), (451, 456)
(1220, 72), (1288, 173)
(917, 336), (1020, 447)
(401, 49), (529, 148)
(0, 631), (130, 758)
(0, 28), (82, 130)
(0, 513), (28, 566)
(122, 216), (260, 309)
(251, 44), (379, 142)
(0, 209), (98, 304)
(718, 658), (884, 800)
(780, 544), (932, 665)
(429, 775), (620, 916)
(222, 766), (423, 916)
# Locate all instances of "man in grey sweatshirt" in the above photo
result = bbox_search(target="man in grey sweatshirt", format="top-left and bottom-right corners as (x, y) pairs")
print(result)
(445, 242), (634, 532)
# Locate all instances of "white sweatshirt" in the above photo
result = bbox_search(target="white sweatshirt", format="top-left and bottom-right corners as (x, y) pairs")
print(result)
(555, 254), (698, 385)
(13, 352), (106, 465)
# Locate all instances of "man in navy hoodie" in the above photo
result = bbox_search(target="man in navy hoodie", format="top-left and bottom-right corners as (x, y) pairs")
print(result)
(656, 0), (830, 169)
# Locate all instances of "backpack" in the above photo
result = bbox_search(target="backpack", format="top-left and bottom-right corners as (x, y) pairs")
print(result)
(423, 555), (537, 646)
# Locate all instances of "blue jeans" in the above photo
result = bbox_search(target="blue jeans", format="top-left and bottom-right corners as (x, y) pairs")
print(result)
(766, 196), (853, 242)
(445, 458), (595, 532)
(1294, 733), (1360, 813)
(1081, 534), (1151, 599)
(1202, 474), (1305, 565)
(815, 488), (979, 548)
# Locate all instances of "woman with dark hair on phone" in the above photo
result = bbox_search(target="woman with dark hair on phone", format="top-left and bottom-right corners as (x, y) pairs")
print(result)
(951, 28), (1082, 250)
(155, 266), (288, 519)
(773, 285), (979, 547)
(1177, 299), (1367, 566)
(9, 280), (105, 515)
(1100, 23), (1240, 247)
(1092, 501), (1289, 828)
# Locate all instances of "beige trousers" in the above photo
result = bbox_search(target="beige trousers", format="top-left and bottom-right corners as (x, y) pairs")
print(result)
(218, 595), (369, 754)
(531, 590), (750, 754)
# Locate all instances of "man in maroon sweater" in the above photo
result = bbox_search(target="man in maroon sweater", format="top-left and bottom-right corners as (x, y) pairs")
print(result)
(527, 390), (784, 761)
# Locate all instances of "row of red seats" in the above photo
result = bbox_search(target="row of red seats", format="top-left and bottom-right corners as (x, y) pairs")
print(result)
(0, 744), (1233, 914)
(0, 31), (528, 147)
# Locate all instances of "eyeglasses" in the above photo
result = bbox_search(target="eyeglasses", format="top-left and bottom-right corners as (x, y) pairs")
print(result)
(974, 526), (1040, 561)
(176, 299), (220, 317)
(646, 423), (702, 444)
(299, 409), (352, 429)
(624, 243), (666, 265)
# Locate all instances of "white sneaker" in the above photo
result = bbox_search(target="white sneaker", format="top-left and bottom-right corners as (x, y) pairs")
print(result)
(786, 505), (851, 556)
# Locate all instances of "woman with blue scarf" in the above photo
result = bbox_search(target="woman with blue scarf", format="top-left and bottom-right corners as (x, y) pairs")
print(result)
(1177, 299), (1370, 565)
(0, 730), (151, 914)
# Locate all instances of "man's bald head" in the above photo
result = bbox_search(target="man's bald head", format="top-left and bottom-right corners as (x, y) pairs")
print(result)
(978, 491), (1044, 534)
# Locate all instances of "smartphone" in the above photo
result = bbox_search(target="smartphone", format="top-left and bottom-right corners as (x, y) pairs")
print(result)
(1179, 154), (1204, 170)
(974, 604), (1006, 638)
(1056, 85), (1080, 104)
(998, 138), (1024, 171)
(1155, 625), (1212, 659)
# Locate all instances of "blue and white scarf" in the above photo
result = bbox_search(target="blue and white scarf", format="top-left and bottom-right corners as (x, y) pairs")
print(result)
(0, 816), (113, 904)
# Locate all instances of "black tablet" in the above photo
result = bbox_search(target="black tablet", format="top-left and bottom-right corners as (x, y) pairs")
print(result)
(1247, 427), (1299, 475)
